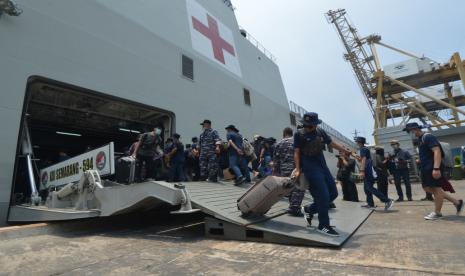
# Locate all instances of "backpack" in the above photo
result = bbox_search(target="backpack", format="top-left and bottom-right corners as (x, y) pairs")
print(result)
(244, 139), (257, 161)
(140, 133), (161, 155)
(242, 138), (255, 157)
(421, 133), (454, 178)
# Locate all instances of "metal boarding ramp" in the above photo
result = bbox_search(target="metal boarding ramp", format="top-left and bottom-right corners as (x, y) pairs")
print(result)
(185, 181), (373, 247)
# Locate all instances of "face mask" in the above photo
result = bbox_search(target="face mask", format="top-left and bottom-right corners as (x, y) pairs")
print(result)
(155, 128), (162, 135)
(304, 126), (316, 133)
(166, 142), (172, 147)
(392, 145), (399, 150)
(409, 132), (416, 139)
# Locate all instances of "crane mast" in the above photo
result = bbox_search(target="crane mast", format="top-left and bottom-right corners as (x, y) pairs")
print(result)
(326, 9), (465, 143)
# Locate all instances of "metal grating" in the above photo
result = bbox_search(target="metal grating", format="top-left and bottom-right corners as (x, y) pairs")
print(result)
(186, 181), (373, 247)
(186, 181), (288, 226)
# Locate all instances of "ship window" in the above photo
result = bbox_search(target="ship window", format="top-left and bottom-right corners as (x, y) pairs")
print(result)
(243, 89), (251, 106)
(182, 55), (194, 80)
(290, 113), (296, 126)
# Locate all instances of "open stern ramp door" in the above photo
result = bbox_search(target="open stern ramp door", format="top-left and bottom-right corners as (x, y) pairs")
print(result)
(186, 182), (372, 247)
(9, 180), (196, 222)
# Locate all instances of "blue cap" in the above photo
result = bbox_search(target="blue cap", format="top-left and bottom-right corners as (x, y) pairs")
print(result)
(355, 136), (367, 144)
(301, 112), (322, 126)
(402, 122), (423, 131)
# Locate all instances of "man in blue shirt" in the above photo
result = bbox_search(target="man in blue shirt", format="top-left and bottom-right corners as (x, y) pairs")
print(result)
(166, 133), (186, 182)
(403, 123), (463, 220)
(355, 137), (394, 211)
(225, 125), (250, 185)
(293, 112), (351, 237)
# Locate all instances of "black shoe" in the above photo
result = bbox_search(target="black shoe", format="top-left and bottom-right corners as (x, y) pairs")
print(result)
(329, 202), (336, 209)
(456, 199), (464, 215)
(288, 208), (304, 217)
(301, 206), (313, 226)
(421, 197), (434, 201)
(207, 177), (218, 183)
(361, 204), (377, 209)
(384, 199), (394, 211)
(317, 226), (340, 237)
(395, 198), (404, 202)
(234, 176), (245, 186)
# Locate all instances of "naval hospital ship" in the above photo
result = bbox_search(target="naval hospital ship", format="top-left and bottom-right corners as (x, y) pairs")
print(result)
(0, 0), (355, 226)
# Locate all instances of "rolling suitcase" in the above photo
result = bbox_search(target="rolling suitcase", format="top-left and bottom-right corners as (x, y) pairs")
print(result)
(115, 156), (136, 184)
(237, 176), (294, 217)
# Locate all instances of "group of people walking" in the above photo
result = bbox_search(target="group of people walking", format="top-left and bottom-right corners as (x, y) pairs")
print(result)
(129, 112), (464, 238)
(129, 119), (261, 184)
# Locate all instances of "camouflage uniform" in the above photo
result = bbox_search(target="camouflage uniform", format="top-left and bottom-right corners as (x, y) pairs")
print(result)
(199, 128), (220, 180)
(273, 137), (295, 177)
(273, 137), (304, 213)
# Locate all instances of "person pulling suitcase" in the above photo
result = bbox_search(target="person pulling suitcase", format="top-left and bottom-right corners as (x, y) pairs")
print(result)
(292, 112), (351, 237)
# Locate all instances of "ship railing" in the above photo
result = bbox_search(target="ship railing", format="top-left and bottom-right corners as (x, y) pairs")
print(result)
(221, 0), (235, 11)
(289, 101), (356, 148)
(238, 26), (277, 63)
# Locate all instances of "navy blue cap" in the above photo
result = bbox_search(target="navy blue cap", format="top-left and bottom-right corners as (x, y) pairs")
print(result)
(402, 122), (423, 131)
(200, 119), (212, 125)
(301, 112), (322, 126)
(355, 136), (367, 144)
(225, 125), (239, 132)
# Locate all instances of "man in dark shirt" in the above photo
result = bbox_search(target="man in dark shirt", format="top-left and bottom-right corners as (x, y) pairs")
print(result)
(355, 137), (394, 211)
(252, 135), (264, 174)
(374, 147), (389, 198)
(259, 138), (274, 177)
(293, 112), (351, 237)
(184, 144), (194, 181)
(390, 140), (412, 201)
(191, 137), (201, 181)
(337, 150), (359, 202)
(167, 133), (186, 182)
(403, 123), (463, 220)
(132, 127), (162, 181)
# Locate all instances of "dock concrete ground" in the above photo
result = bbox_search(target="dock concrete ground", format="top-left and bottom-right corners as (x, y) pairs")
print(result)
(1, 180), (465, 275)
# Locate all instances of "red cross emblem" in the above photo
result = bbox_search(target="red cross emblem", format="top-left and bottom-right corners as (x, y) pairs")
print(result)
(192, 14), (236, 64)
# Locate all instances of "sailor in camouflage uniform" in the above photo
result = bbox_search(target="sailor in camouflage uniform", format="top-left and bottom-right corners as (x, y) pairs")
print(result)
(273, 127), (304, 216)
(199, 119), (221, 182)
(273, 127), (295, 177)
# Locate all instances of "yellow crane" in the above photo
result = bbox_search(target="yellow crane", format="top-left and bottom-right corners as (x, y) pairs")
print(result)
(326, 9), (465, 144)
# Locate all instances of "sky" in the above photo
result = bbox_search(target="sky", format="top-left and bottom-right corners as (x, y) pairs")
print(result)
(232, 0), (465, 143)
